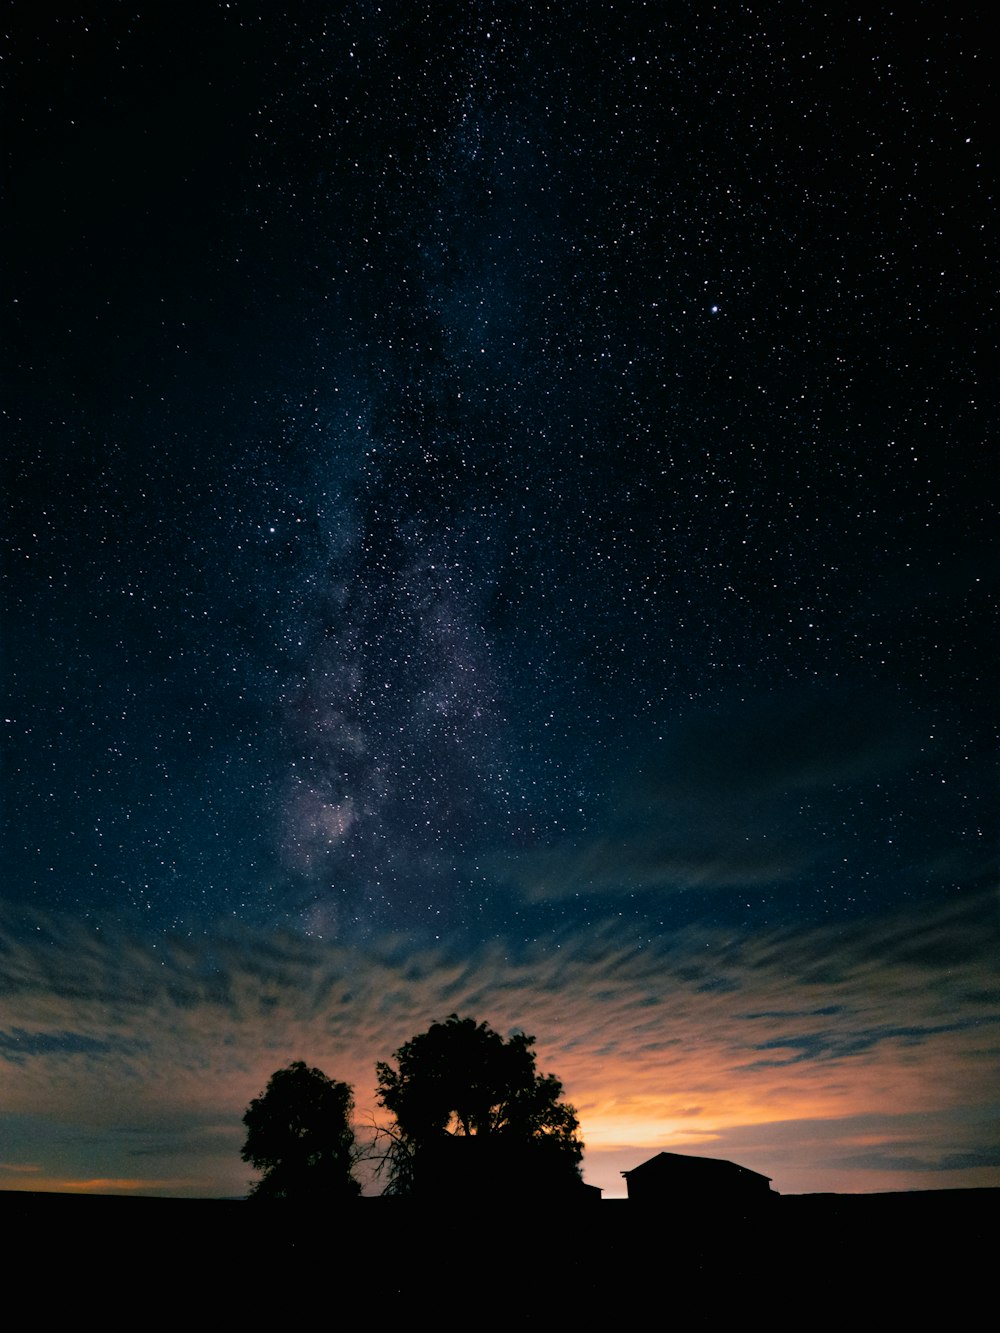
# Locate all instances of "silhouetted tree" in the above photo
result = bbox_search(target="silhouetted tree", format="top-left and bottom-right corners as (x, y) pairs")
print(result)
(374, 1014), (583, 1196)
(241, 1061), (360, 1200)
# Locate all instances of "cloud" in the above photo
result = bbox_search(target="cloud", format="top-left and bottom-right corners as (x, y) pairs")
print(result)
(510, 832), (803, 900)
(506, 683), (922, 900)
(650, 684), (918, 799)
(838, 1147), (1000, 1174)
(1, 889), (997, 1194)
(744, 1017), (984, 1069)
(0, 1028), (146, 1063)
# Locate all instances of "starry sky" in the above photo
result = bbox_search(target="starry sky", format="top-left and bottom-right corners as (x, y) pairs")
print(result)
(2, 3), (996, 1199)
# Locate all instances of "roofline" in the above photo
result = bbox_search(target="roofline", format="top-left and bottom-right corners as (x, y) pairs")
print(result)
(620, 1170), (773, 1181)
(621, 1152), (772, 1182)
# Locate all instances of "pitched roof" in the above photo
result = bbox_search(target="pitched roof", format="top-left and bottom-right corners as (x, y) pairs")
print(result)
(622, 1151), (772, 1184)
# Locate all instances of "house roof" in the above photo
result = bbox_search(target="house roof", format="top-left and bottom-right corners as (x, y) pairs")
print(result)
(621, 1151), (772, 1184)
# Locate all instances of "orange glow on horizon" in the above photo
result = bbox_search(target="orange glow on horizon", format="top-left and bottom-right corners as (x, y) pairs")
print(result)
(0, 1169), (214, 1197)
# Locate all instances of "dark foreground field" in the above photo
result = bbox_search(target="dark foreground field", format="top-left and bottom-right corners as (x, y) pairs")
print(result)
(5, 1188), (994, 1317)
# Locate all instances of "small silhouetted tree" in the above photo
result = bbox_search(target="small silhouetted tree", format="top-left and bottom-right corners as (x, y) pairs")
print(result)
(241, 1061), (360, 1201)
(374, 1014), (583, 1196)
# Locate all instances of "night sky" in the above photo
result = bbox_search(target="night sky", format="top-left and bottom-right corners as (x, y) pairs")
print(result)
(2, 3), (995, 1198)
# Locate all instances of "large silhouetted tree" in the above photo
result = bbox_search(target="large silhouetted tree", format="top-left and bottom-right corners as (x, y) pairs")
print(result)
(241, 1061), (360, 1200)
(374, 1014), (583, 1196)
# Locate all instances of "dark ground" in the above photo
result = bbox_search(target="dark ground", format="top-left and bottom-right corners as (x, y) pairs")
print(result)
(5, 1188), (994, 1317)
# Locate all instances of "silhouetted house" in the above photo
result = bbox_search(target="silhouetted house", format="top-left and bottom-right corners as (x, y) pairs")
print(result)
(415, 1135), (601, 1202)
(622, 1151), (776, 1209)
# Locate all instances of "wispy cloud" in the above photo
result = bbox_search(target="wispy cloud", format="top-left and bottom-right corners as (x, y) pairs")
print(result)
(503, 684), (925, 899)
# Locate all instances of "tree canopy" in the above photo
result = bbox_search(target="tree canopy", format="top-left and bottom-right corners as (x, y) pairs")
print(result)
(241, 1060), (360, 1201)
(375, 1014), (583, 1195)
